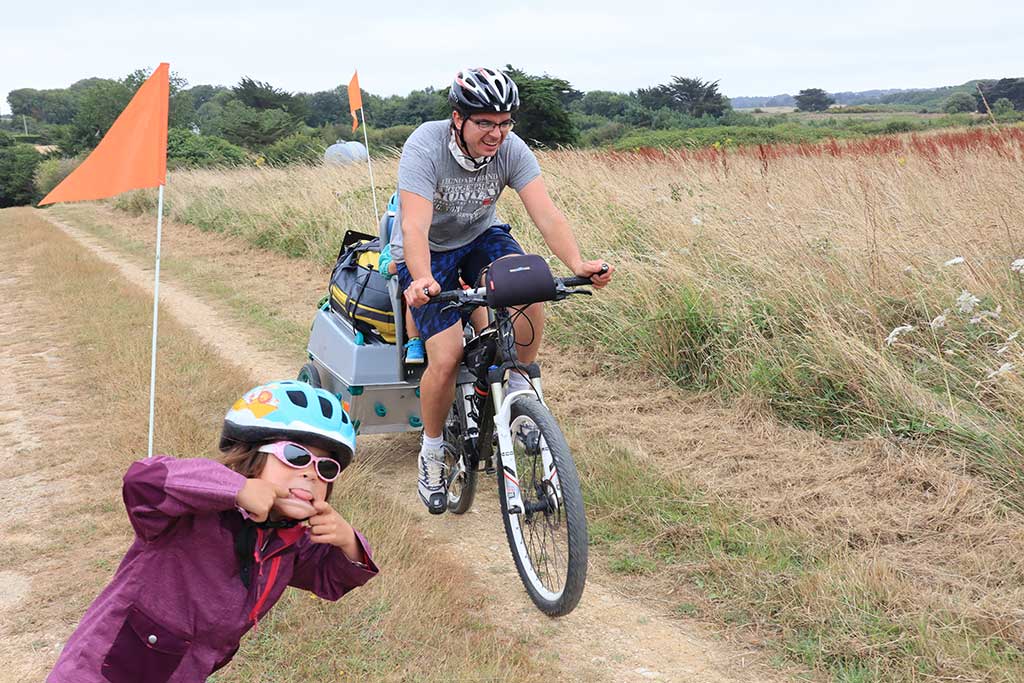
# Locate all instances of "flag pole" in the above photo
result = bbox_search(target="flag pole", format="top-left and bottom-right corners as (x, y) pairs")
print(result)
(358, 107), (380, 224)
(146, 183), (165, 458)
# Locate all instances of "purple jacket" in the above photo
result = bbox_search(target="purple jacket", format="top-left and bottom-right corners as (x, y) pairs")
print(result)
(47, 456), (378, 683)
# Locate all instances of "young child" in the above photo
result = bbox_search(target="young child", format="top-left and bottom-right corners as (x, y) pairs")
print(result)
(47, 380), (378, 683)
(378, 242), (425, 364)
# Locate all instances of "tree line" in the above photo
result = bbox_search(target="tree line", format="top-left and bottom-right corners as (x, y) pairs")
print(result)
(4, 67), (1021, 208)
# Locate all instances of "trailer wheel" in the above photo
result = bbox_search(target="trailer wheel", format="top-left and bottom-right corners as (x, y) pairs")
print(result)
(297, 363), (322, 388)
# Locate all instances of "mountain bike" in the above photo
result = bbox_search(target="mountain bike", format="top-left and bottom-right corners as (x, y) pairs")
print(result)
(431, 256), (605, 616)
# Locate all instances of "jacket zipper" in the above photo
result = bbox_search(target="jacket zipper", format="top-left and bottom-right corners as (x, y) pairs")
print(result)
(249, 556), (281, 628)
(248, 525), (302, 628)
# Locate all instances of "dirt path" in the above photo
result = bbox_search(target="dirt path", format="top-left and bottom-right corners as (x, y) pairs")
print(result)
(30, 209), (792, 682)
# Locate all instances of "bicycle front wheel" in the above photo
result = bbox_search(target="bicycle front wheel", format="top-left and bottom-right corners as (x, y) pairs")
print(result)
(498, 396), (588, 616)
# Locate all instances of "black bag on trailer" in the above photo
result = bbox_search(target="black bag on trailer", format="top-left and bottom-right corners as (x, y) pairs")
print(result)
(329, 230), (396, 343)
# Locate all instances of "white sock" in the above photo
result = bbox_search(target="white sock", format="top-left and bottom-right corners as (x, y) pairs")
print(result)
(507, 371), (532, 393)
(421, 433), (444, 452)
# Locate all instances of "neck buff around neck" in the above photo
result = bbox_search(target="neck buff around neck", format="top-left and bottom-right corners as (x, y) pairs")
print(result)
(449, 128), (493, 172)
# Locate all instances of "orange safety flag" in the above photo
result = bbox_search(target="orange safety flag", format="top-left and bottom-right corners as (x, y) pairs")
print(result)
(348, 70), (363, 132)
(39, 63), (169, 206)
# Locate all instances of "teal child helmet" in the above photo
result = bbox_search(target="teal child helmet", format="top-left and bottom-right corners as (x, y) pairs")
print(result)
(220, 380), (355, 471)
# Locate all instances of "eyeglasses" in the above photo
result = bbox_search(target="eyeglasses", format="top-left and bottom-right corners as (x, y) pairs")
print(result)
(468, 117), (515, 132)
(258, 441), (342, 482)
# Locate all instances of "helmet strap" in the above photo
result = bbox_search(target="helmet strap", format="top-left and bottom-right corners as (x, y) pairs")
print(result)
(449, 118), (493, 172)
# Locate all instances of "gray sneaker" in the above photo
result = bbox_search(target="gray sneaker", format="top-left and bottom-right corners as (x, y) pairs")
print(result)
(417, 445), (447, 515)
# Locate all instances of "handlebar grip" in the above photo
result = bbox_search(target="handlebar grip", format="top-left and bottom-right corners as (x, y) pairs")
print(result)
(431, 290), (464, 304)
(560, 263), (609, 288)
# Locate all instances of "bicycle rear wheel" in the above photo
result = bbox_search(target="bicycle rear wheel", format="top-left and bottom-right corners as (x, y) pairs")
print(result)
(444, 400), (478, 514)
(498, 396), (587, 616)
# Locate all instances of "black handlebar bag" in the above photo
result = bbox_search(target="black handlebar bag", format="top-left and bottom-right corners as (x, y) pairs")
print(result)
(485, 254), (557, 307)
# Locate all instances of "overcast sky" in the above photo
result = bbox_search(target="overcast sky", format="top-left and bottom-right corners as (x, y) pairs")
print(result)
(3, 0), (1022, 113)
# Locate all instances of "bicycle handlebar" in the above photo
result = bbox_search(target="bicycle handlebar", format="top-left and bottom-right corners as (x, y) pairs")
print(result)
(430, 263), (608, 306)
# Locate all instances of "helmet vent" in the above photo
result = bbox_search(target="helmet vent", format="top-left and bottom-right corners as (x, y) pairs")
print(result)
(286, 390), (308, 408)
(318, 396), (334, 419)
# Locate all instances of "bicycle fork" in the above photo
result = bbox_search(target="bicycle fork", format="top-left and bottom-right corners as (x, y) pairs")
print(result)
(491, 379), (559, 515)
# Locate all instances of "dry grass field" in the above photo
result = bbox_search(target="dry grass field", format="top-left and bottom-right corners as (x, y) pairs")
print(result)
(21, 126), (1024, 681)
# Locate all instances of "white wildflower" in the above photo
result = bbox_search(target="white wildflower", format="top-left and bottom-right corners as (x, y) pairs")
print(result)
(986, 363), (1015, 380)
(691, 215), (702, 226)
(1011, 258), (1024, 273)
(966, 305), (999, 325)
(902, 265), (915, 274)
(944, 256), (965, 266)
(970, 305), (1002, 324)
(929, 313), (947, 330)
(1008, 331), (1020, 342)
(956, 290), (981, 314)
(885, 324), (914, 346)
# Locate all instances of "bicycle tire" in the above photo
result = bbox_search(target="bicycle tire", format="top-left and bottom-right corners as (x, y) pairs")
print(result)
(444, 400), (478, 514)
(497, 396), (587, 616)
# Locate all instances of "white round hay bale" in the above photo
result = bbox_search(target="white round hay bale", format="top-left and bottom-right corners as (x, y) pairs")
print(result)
(324, 140), (368, 165)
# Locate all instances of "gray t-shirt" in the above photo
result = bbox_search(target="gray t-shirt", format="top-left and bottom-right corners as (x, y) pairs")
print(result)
(390, 119), (541, 261)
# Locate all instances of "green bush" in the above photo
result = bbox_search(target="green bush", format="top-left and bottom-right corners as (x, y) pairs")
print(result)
(166, 128), (248, 168)
(581, 121), (630, 147)
(263, 132), (324, 166)
(882, 119), (920, 134)
(0, 143), (43, 207)
(33, 156), (81, 197)
(944, 92), (977, 114)
(366, 125), (416, 151)
(993, 98), (1016, 117)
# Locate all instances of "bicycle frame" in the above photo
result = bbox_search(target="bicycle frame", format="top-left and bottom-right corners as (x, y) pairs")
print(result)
(453, 303), (554, 515)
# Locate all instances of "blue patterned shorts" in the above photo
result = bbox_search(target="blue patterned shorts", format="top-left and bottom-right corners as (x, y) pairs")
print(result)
(397, 225), (524, 340)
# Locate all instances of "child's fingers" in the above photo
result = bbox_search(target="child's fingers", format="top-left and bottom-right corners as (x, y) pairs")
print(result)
(310, 521), (336, 535)
(274, 484), (291, 498)
(311, 499), (331, 512)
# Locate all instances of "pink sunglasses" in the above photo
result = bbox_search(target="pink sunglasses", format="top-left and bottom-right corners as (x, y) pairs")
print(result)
(258, 441), (342, 482)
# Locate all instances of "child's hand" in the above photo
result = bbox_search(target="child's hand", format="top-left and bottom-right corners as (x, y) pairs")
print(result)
(308, 500), (360, 561)
(237, 479), (290, 522)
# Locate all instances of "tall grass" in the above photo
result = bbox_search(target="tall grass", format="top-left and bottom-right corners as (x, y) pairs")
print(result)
(124, 128), (1024, 509)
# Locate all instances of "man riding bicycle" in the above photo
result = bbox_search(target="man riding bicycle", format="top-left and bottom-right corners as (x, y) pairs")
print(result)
(391, 67), (614, 514)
